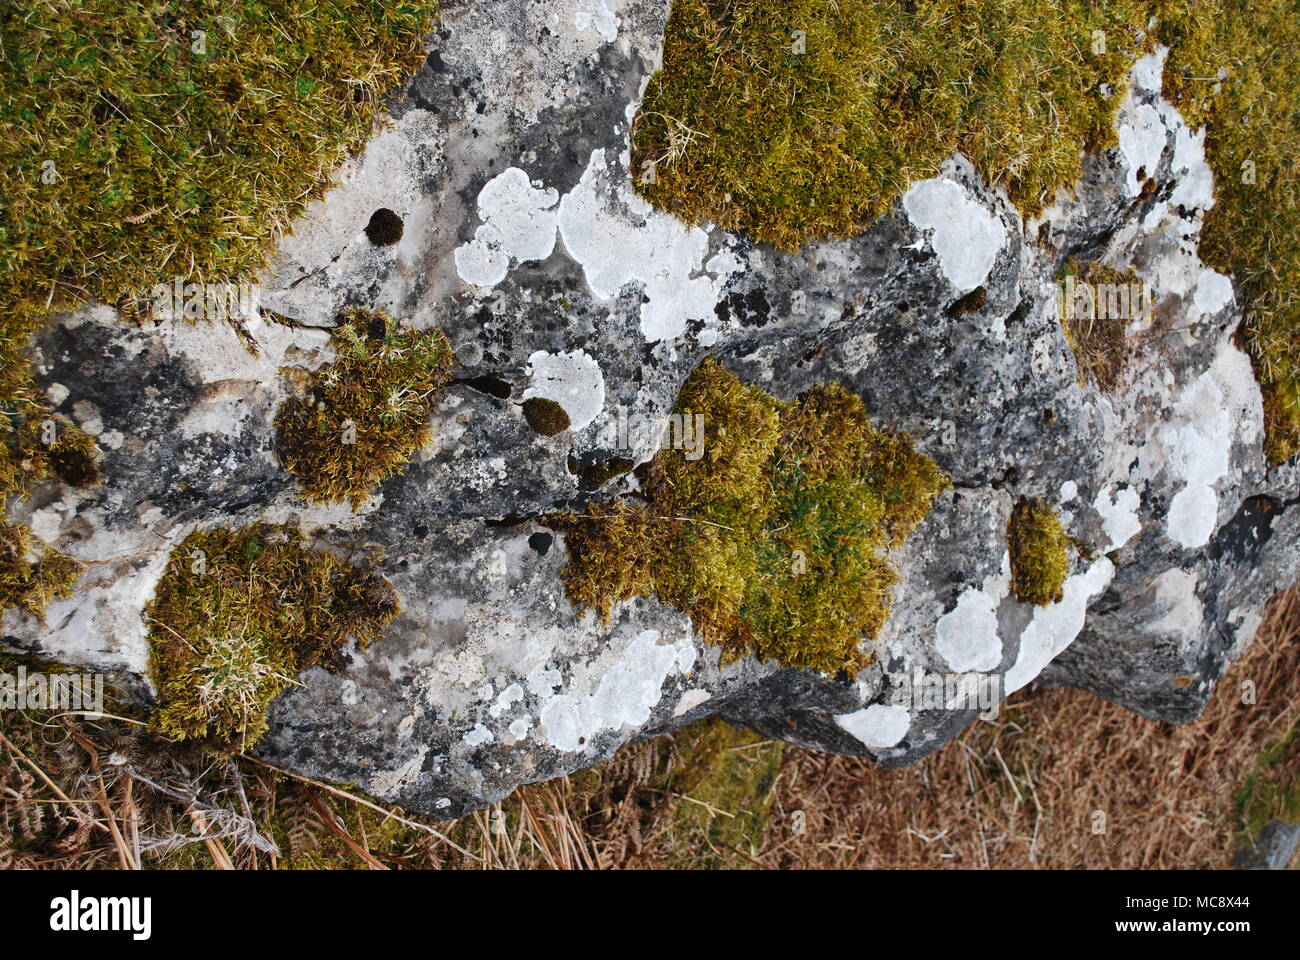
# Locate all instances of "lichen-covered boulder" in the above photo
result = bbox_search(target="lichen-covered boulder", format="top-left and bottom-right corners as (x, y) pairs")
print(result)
(5, 0), (1297, 819)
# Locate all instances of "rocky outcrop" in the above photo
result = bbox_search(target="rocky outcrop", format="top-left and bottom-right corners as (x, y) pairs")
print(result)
(5, 0), (1297, 818)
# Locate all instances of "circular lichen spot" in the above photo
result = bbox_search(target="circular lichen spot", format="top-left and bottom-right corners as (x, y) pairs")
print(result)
(364, 208), (404, 247)
(522, 397), (570, 436)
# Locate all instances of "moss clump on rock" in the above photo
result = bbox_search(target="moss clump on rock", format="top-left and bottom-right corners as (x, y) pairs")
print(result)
(521, 397), (571, 436)
(1007, 498), (1072, 606)
(632, 0), (1145, 251)
(549, 359), (948, 674)
(145, 524), (399, 750)
(0, 524), (81, 618)
(0, 0), (440, 321)
(275, 309), (456, 506)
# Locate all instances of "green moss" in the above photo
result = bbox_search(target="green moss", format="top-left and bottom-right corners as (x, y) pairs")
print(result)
(632, 0), (1147, 251)
(0, 523), (81, 618)
(1234, 722), (1299, 841)
(145, 524), (399, 750)
(550, 359), (948, 673)
(275, 309), (456, 506)
(521, 397), (571, 436)
(0, 0), (439, 320)
(1007, 498), (1072, 606)
(662, 719), (785, 868)
(1155, 0), (1300, 464)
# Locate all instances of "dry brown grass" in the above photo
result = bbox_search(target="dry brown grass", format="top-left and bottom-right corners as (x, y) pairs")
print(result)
(2, 584), (1297, 870)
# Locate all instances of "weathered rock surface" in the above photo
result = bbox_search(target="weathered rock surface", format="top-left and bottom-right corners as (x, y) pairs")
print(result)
(4, 0), (1297, 818)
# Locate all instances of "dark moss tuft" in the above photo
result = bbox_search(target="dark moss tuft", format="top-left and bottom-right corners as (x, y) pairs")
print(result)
(522, 397), (571, 436)
(364, 208), (405, 247)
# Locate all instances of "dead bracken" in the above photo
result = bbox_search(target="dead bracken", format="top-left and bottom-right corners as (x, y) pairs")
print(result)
(145, 524), (399, 750)
(275, 308), (456, 506)
(548, 359), (949, 674)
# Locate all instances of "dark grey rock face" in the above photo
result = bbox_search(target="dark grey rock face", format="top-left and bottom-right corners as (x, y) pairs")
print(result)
(5, 0), (1296, 818)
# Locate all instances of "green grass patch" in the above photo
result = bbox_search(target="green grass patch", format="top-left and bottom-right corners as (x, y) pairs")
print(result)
(145, 523), (399, 750)
(274, 308), (455, 506)
(1234, 721), (1300, 841)
(549, 359), (948, 673)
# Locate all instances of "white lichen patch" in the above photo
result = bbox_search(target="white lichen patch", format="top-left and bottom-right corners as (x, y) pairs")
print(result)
(557, 148), (738, 341)
(539, 627), (696, 752)
(572, 0), (619, 42)
(522, 349), (606, 430)
(935, 553), (1010, 672)
(1192, 269), (1234, 315)
(1004, 557), (1115, 694)
(1158, 338), (1260, 549)
(1118, 102), (1168, 199)
(455, 167), (561, 288)
(834, 703), (911, 749)
(1094, 484), (1143, 552)
(901, 177), (1005, 293)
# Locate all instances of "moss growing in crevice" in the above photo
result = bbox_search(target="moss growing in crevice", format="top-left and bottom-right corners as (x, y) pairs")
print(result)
(1007, 498), (1072, 606)
(145, 524), (399, 750)
(1056, 258), (1152, 391)
(548, 358), (948, 674)
(0, 523), (81, 618)
(275, 309), (456, 506)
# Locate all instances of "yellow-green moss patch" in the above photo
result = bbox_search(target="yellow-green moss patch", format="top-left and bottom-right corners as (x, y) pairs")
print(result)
(549, 359), (948, 674)
(145, 524), (398, 750)
(1007, 498), (1071, 606)
(275, 309), (456, 506)
(0, 0), (440, 319)
(632, 0), (1147, 251)
(0, 523), (81, 618)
